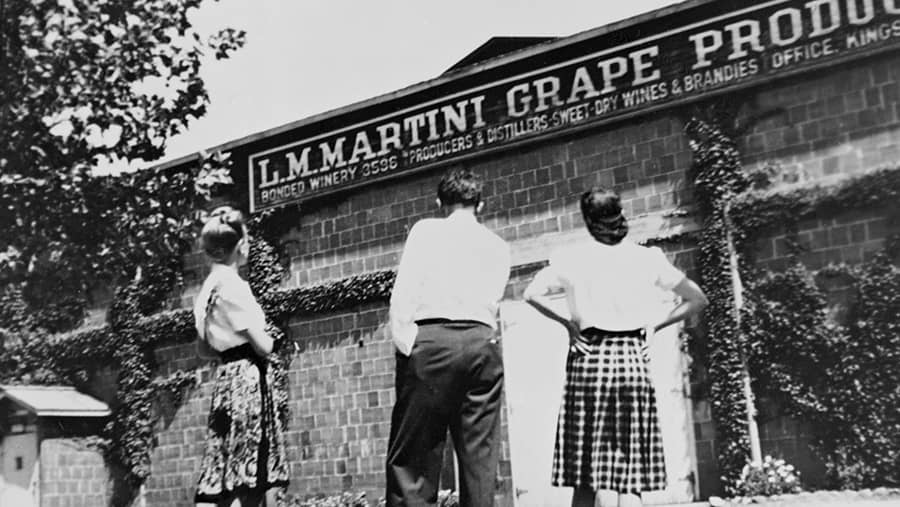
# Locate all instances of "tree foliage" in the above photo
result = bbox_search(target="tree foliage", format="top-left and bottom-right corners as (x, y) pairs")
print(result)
(0, 0), (242, 331)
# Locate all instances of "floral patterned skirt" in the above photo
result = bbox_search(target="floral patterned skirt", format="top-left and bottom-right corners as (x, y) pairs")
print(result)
(195, 344), (290, 502)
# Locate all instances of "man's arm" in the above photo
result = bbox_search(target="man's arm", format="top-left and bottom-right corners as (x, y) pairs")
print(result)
(389, 222), (427, 355)
(490, 239), (512, 307)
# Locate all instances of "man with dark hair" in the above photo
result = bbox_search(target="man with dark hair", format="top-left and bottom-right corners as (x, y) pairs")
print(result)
(436, 169), (482, 207)
(386, 168), (511, 507)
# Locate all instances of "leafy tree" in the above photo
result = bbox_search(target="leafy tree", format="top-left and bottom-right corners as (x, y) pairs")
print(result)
(0, 0), (242, 330)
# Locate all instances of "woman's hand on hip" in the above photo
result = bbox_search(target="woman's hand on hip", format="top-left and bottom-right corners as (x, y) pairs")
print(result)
(566, 320), (591, 356)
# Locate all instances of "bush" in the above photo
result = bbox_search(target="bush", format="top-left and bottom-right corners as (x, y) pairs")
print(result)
(437, 490), (459, 507)
(280, 491), (370, 507)
(278, 490), (458, 507)
(735, 456), (802, 497)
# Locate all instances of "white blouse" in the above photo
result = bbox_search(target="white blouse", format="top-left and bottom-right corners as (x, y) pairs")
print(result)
(193, 264), (267, 352)
(526, 239), (685, 331)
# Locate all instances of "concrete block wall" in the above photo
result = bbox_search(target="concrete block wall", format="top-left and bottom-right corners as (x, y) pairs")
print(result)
(686, 54), (900, 498)
(280, 304), (394, 499)
(742, 53), (900, 182)
(39, 439), (109, 507)
(143, 357), (208, 507)
(146, 302), (514, 506)
(137, 51), (900, 504)
(282, 113), (693, 288)
(690, 203), (900, 499)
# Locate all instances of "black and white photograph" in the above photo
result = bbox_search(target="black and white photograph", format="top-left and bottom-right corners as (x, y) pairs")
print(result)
(1, 0), (899, 506)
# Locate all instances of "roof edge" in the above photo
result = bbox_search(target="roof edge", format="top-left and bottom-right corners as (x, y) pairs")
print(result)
(443, 36), (559, 74)
(32, 409), (112, 418)
(0, 385), (112, 419)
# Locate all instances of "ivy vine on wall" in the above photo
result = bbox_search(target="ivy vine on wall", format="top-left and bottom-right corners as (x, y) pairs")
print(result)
(686, 97), (900, 492)
(0, 188), (398, 504)
(735, 166), (900, 489)
(684, 106), (754, 494)
(741, 256), (900, 488)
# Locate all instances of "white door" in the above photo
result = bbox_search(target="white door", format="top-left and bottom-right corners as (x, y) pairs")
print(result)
(500, 298), (697, 506)
(501, 298), (573, 507)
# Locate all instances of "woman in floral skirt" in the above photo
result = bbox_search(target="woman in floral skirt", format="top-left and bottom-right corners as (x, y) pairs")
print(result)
(524, 188), (708, 507)
(193, 207), (289, 507)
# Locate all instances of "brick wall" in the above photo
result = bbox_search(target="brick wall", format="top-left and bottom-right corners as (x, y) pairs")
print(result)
(146, 302), (515, 506)
(693, 404), (831, 497)
(159, 91), (697, 506)
(690, 204), (900, 498)
(691, 401), (830, 497)
(755, 210), (894, 271)
(281, 304), (394, 500)
(281, 113), (692, 288)
(141, 51), (900, 504)
(686, 52), (900, 498)
(742, 53), (900, 182)
(39, 439), (109, 507)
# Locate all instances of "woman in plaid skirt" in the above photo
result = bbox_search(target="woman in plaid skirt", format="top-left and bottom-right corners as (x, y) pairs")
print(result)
(524, 188), (708, 507)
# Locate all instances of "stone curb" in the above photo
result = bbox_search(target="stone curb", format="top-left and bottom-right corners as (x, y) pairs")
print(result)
(708, 488), (900, 506)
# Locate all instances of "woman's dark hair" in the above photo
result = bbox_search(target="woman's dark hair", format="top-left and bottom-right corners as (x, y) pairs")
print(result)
(580, 187), (629, 245)
(200, 206), (246, 262)
(437, 168), (483, 207)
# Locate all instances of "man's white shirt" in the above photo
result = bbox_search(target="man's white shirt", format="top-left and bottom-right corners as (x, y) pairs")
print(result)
(389, 210), (511, 355)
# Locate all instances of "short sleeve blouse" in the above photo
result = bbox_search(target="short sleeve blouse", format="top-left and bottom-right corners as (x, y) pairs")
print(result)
(525, 240), (685, 331)
(193, 264), (267, 352)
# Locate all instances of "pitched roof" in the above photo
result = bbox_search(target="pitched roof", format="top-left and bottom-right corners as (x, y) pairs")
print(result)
(443, 36), (558, 74)
(0, 385), (111, 418)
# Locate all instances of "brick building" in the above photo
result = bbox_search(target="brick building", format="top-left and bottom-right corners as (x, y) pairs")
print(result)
(33, 0), (900, 505)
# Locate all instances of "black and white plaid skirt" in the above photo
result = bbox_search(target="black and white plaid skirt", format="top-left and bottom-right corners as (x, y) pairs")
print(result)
(551, 328), (666, 494)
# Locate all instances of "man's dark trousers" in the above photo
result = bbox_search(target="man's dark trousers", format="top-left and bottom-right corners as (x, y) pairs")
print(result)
(386, 321), (504, 507)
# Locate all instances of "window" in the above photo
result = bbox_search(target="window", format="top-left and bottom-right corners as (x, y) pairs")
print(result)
(15, 456), (23, 470)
